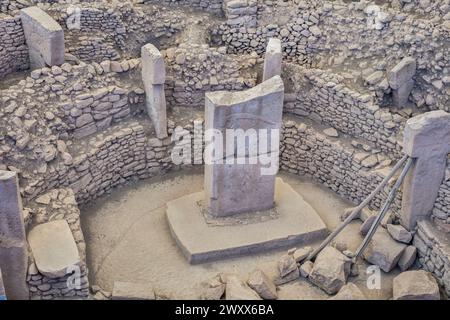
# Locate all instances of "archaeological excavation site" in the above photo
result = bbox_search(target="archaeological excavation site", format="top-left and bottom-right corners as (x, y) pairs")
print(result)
(0, 0), (449, 304)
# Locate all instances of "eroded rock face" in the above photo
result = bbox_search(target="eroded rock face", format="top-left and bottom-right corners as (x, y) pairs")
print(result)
(112, 281), (155, 300)
(363, 228), (407, 273)
(328, 283), (366, 300)
(247, 269), (278, 300)
(309, 246), (351, 295)
(393, 270), (440, 300)
(225, 275), (261, 300)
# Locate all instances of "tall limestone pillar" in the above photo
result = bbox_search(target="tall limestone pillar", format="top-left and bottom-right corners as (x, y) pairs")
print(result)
(400, 111), (450, 230)
(0, 171), (29, 300)
(142, 43), (168, 139)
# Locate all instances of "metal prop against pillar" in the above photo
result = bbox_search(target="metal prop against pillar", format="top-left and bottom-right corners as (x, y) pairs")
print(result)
(352, 156), (414, 263)
(306, 154), (409, 262)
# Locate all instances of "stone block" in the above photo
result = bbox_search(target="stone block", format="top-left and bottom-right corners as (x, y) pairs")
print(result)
(146, 84), (168, 139)
(363, 228), (407, 272)
(20, 6), (65, 69)
(309, 246), (351, 295)
(247, 269), (277, 300)
(28, 220), (80, 278)
(393, 270), (440, 300)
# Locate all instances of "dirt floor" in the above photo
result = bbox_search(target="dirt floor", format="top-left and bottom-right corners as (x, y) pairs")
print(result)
(80, 169), (400, 300)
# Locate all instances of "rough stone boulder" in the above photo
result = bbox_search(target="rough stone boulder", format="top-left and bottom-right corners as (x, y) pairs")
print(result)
(226, 275), (261, 300)
(363, 228), (406, 272)
(387, 224), (412, 244)
(247, 269), (278, 300)
(112, 281), (156, 300)
(328, 283), (366, 300)
(27, 220), (80, 278)
(309, 246), (351, 295)
(393, 270), (440, 300)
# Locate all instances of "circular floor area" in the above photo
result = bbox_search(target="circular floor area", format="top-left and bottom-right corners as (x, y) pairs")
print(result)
(81, 169), (398, 300)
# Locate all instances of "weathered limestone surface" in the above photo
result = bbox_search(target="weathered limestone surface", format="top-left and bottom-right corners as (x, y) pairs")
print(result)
(204, 75), (284, 217)
(263, 38), (282, 81)
(142, 43), (168, 139)
(401, 111), (450, 230)
(20, 6), (65, 69)
(393, 270), (440, 300)
(0, 171), (29, 300)
(27, 220), (80, 279)
(112, 281), (155, 300)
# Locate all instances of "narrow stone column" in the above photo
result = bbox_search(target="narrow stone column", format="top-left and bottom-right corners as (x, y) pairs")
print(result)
(0, 171), (29, 300)
(263, 38), (282, 81)
(142, 43), (168, 139)
(400, 111), (450, 230)
(388, 57), (416, 108)
(20, 6), (65, 69)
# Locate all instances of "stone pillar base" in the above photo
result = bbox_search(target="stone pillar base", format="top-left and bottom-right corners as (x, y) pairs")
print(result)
(166, 178), (328, 264)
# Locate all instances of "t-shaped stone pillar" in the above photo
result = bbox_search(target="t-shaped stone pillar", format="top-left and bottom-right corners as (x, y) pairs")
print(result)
(263, 38), (282, 81)
(400, 111), (450, 230)
(141, 43), (168, 139)
(204, 76), (284, 217)
(0, 171), (29, 300)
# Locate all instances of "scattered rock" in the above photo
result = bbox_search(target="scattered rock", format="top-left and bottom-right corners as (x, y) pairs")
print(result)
(247, 269), (278, 300)
(363, 228), (407, 272)
(398, 246), (417, 272)
(293, 247), (312, 263)
(393, 270), (440, 300)
(309, 246), (351, 295)
(225, 275), (261, 300)
(360, 214), (376, 236)
(387, 224), (412, 244)
(278, 254), (297, 278)
(328, 283), (366, 300)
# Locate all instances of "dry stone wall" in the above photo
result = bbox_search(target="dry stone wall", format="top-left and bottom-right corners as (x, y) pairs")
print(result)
(413, 219), (450, 295)
(164, 43), (258, 107)
(143, 0), (224, 14)
(280, 117), (402, 215)
(432, 160), (450, 227)
(283, 64), (405, 160)
(0, 13), (29, 78)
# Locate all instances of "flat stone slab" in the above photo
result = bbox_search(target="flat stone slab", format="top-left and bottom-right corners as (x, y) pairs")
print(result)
(27, 220), (80, 278)
(166, 178), (328, 264)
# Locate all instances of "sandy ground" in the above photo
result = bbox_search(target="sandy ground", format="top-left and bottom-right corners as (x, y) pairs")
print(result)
(81, 169), (399, 300)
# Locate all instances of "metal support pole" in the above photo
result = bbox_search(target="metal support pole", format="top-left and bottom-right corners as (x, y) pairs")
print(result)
(305, 154), (409, 262)
(352, 157), (414, 263)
